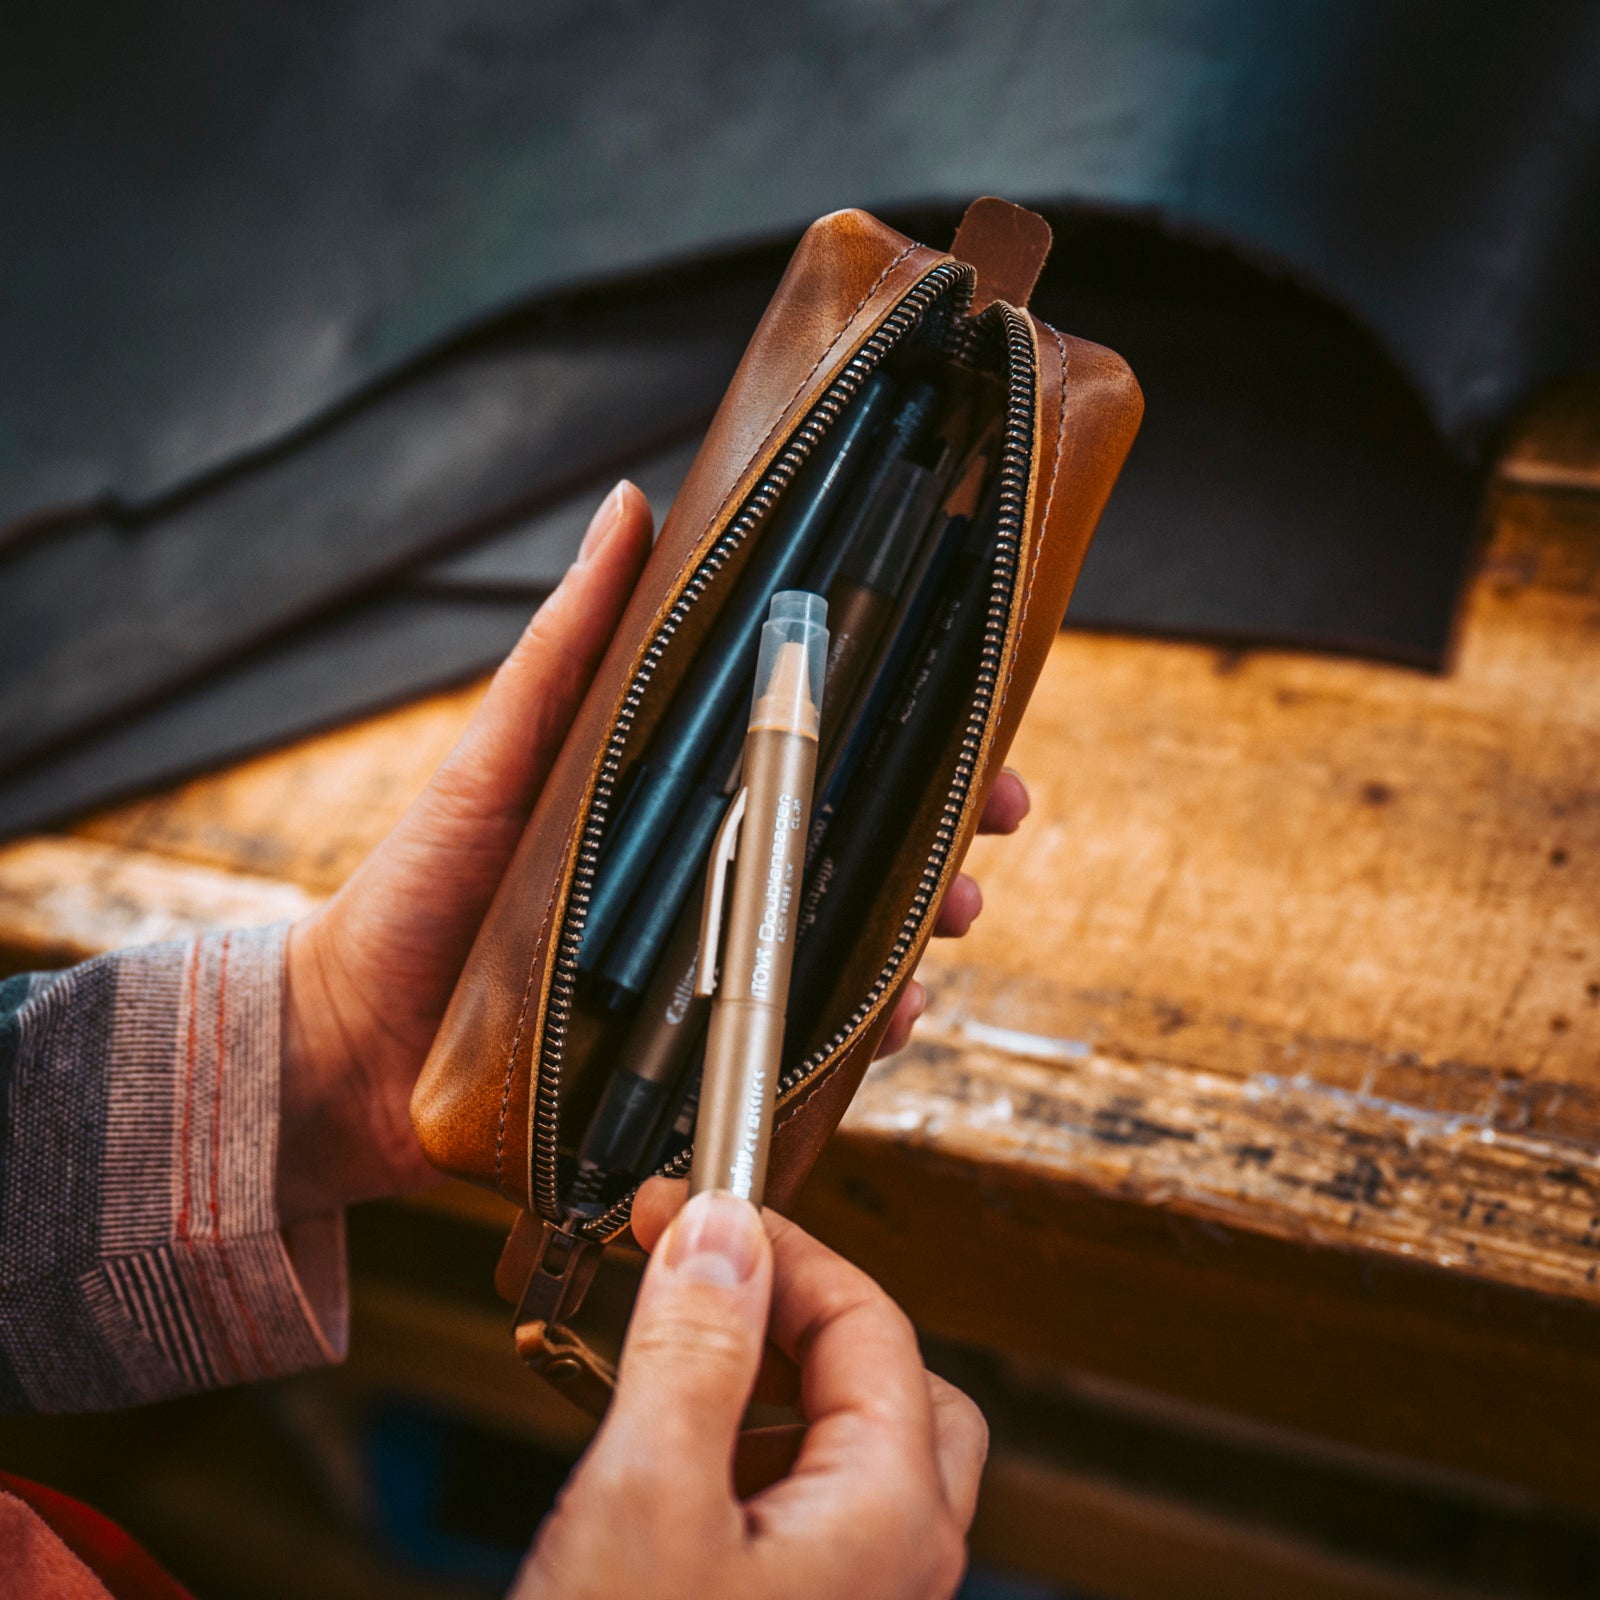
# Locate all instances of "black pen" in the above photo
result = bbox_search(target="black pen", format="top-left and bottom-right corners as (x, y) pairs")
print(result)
(790, 478), (1004, 1033)
(803, 382), (938, 597)
(803, 420), (1000, 865)
(819, 458), (942, 732)
(591, 383), (941, 1001)
(577, 372), (899, 971)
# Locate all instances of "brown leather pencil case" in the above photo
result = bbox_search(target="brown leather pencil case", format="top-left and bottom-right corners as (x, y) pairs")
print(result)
(411, 197), (1142, 1414)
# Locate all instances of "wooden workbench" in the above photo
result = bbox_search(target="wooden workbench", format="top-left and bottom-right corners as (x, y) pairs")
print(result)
(4, 385), (1599, 1596)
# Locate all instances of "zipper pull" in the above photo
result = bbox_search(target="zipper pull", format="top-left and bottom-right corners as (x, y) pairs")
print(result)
(695, 787), (747, 998)
(504, 1215), (615, 1416)
(511, 1215), (604, 1332)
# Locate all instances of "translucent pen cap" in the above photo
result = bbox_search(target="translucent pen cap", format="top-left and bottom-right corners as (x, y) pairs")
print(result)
(749, 590), (828, 737)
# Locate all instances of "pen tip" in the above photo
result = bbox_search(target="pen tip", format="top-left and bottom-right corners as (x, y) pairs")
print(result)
(751, 640), (821, 735)
(769, 639), (811, 699)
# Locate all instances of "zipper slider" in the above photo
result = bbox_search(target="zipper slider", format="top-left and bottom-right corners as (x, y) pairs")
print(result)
(694, 787), (747, 997)
(511, 1216), (604, 1332)
(504, 1214), (615, 1416)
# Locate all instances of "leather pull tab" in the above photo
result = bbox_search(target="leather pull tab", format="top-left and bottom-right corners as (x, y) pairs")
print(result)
(950, 197), (1052, 315)
(500, 1212), (620, 1418)
(515, 1319), (618, 1419)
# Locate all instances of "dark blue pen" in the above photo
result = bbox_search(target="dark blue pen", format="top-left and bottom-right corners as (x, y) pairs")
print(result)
(595, 717), (744, 1001)
(804, 486), (973, 867)
(800, 382), (938, 596)
(578, 371), (899, 971)
(593, 382), (942, 999)
(801, 415), (999, 862)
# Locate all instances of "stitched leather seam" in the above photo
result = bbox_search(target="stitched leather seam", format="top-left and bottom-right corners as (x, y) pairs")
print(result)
(774, 1059), (843, 1134)
(775, 1018), (888, 1144)
(793, 241), (921, 415)
(1001, 324), (1069, 709)
(498, 896), (556, 1199)
(778, 309), (1056, 1145)
(702, 241), (924, 546)
(502, 239), (928, 1214)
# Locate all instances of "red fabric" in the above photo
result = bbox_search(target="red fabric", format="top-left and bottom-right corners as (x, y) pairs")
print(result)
(0, 1475), (193, 1600)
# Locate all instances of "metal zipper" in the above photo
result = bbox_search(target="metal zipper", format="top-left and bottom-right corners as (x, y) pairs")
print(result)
(531, 266), (1036, 1235)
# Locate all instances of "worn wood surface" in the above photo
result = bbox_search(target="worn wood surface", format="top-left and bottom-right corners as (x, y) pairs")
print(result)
(4, 388), (1600, 1523)
(0, 834), (319, 971)
(794, 446), (1600, 1505)
(75, 680), (486, 894)
(844, 477), (1600, 1298)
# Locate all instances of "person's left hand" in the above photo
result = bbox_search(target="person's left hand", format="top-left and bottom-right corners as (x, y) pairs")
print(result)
(278, 482), (1030, 1223)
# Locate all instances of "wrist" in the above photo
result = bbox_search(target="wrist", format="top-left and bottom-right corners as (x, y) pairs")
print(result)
(279, 908), (446, 1225)
(279, 915), (355, 1223)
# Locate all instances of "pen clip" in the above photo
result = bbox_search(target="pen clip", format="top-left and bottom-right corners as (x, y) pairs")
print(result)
(694, 787), (747, 998)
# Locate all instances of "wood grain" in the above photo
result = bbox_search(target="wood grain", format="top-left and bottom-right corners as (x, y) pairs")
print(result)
(0, 834), (320, 970)
(6, 398), (1600, 1518)
(928, 482), (1600, 1148)
(842, 1030), (1600, 1304)
(75, 680), (487, 894)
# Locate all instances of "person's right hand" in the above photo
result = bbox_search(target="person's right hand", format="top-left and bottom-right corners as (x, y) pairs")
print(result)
(512, 1180), (988, 1600)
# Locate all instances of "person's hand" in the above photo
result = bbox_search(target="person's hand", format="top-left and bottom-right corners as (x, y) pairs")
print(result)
(278, 482), (1030, 1224)
(882, 761), (1028, 1057)
(279, 482), (654, 1222)
(514, 1180), (987, 1600)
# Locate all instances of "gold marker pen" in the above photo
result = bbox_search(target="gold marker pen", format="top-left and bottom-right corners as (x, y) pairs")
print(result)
(689, 591), (828, 1203)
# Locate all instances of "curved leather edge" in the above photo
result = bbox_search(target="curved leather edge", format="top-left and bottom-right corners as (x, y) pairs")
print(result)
(951, 197), (1053, 314)
(411, 209), (949, 1209)
(761, 312), (1143, 1215)
(505, 300), (1144, 1407)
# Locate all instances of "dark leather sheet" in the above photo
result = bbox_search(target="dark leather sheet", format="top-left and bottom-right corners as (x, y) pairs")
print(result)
(0, 219), (1479, 836)
(1025, 213), (1481, 662)
(0, 594), (540, 842)
(4, 0), (1595, 529)
(0, 444), (695, 838)
(4, 2), (1591, 831)
(0, 269), (765, 773)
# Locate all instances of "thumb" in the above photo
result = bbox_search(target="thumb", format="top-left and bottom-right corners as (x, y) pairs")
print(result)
(590, 1191), (772, 1497)
(422, 479), (653, 825)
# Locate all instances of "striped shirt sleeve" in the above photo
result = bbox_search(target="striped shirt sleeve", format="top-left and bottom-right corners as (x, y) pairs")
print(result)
(0, 925), (347, 1413)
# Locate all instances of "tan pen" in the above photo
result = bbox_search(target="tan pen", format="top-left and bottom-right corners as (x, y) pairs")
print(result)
(689, 591), (828, 1203)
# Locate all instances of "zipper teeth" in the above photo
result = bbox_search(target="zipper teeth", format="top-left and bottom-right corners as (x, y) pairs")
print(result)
(783, 303), (1033, 1090)
(580, 300), (1037, 1240)
(532, 260), (973, 1223)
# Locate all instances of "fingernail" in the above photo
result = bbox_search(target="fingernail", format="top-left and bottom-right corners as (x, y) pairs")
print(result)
(1002, 767), (1031, 815)
(664, 1191), (762, 1287)
(579, 481), (629, 561)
